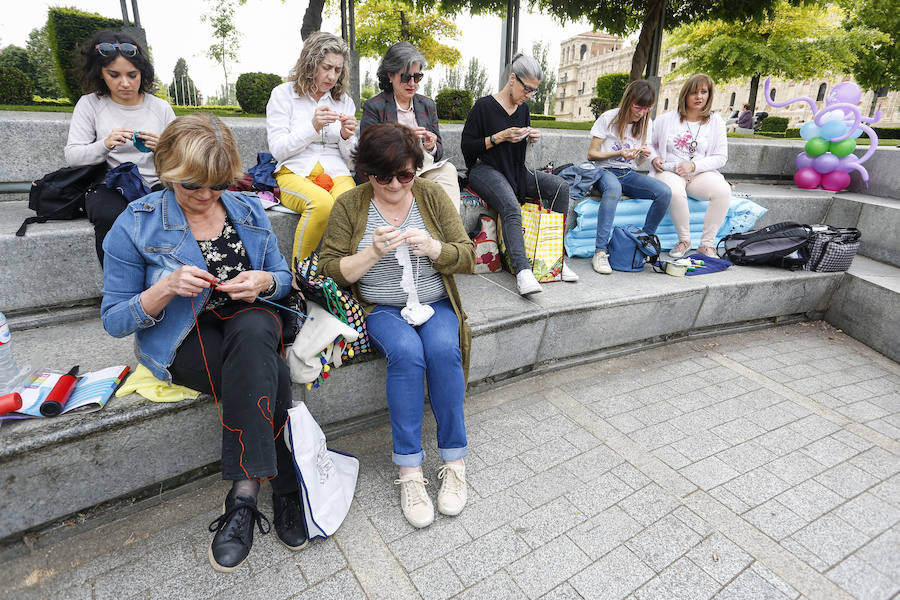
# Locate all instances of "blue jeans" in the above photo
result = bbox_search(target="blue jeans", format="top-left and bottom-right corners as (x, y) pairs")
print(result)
(594, 168), (671, 252)
(365, 298), (467, 467)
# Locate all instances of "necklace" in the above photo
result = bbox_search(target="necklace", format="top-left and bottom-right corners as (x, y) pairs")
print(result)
(686, 120), (703, 159)
(373, 198), (410, 225)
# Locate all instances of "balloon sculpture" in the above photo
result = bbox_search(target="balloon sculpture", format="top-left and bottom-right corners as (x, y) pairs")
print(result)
(763, 77), (882, 191)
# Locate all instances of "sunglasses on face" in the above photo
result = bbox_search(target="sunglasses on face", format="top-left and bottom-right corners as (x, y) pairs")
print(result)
(632, 104), (653, 114)
(514, 73), (537, 95)
(95, 42), (138, 57)
(399, 72), (424, 84)
(180, 181), (231, 191)
(372, 171), (415, 185)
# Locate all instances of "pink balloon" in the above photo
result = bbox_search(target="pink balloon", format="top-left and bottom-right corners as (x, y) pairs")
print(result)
(812, 153), (840, 174)
(821, 170), (851, 191)
(795, 153), (814, 169)
(794, 167), (822, 189)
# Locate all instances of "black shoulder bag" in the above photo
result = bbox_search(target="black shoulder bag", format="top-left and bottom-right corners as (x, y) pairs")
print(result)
(16, 163), (107, 236)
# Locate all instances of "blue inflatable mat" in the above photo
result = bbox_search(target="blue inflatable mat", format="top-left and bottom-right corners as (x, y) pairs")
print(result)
(565, 195), (767, 257)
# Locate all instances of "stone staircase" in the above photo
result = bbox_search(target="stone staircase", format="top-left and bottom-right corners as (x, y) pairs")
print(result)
(0, 111), (897, 541)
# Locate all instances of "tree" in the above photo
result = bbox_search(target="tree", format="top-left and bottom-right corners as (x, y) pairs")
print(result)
(528, 40), (555, 114)
(169, 58), (201, 106)
(202, 0), (241, 105)
(423, 75), (434, 97)
(355, 0), (461, 67)
(0, 46), (31, 77)
(666, 1), (879, 113)
(26, 26), (63, 98)
(463, 57), (490, 99)
(439, 66), (463, 91)
(839, 0), (899, 94)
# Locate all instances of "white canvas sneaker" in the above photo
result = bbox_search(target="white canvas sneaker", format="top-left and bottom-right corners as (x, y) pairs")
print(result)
(394, 472), (434, 528)
(436, 463), (467, 516)
(516, 269), (542, 295)
(591, 251), (612, 274)
(561, 262), (579, 282)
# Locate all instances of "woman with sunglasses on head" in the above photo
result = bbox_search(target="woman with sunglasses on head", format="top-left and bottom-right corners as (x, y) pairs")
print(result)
(587, 80), (671, 274)
(101, 114), (305, 572)
(651, 73), (729, 258)
(461, 53), (576, 296)
(360, 42), (460, 210)
(266, 32), (358, 263)
(318, 122), (474, 529)
(65, 31), (175, 264)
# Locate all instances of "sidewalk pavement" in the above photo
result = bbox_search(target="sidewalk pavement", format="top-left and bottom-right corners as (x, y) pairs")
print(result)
(2, 321), (898, 600)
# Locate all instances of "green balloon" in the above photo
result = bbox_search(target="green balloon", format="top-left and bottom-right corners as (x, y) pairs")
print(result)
(805, 137), (830, 157)
(830, 137), (856, 157)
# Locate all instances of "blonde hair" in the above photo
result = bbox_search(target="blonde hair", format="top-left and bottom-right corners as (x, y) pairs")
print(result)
(677, 73), (715, 123)
(154, 114), (243, 188)
(611, 80), (656, 145)
(289, 32), (350, 100)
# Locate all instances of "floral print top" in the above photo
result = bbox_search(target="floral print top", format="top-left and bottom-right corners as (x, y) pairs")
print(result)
(198, 215), (249, 312)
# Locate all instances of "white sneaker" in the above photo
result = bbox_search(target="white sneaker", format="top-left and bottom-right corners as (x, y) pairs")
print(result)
(669, 240), (691, 258)
(516, 269), (542, 295)
(437, 463), (468, 516)
(561, 262), (579, 282)
(394, 472), (434, 528)
(591, 251), (612, 274)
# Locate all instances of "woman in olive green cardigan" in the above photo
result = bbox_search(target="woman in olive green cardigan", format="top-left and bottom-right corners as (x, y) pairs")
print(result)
(318, 122), (474, 529)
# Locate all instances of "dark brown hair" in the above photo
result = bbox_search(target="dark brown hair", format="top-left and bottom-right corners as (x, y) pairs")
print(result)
(76, 30), (156, 96)
(353, 122), (424, 177)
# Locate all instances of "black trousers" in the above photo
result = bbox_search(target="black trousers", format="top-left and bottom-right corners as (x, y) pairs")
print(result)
(169, 301), (297, 495)
(85, 182), (163, 264)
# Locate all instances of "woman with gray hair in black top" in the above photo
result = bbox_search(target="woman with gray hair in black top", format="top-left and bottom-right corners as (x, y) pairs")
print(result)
(461, 53), (575, 295)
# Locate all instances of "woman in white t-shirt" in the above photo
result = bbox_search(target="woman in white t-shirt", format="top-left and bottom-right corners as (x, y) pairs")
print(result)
(65, 30), (175, 264)
(651, 73), (729, 258)
(586, 80), (671, 274)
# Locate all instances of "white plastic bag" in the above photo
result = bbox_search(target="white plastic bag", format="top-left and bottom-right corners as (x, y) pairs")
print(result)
(284, 402), (359, 538)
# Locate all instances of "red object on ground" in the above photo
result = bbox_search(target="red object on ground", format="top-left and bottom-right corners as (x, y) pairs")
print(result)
(0, 392), (22, 415)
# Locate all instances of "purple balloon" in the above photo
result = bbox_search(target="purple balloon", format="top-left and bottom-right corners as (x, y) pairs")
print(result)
(794, 167), (821, 189)
(813, 153), (840, 174)
(821, 170), (851, 191)
(795, 152), (814, 169)
(828, 82), (862, 106)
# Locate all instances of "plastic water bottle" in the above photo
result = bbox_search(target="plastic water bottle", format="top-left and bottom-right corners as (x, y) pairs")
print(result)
(0, 312), (19, 393)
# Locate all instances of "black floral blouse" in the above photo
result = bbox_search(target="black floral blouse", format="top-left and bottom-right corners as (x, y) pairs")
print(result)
(199, 215), (249, 312)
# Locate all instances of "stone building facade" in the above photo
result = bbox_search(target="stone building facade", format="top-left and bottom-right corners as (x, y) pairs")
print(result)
(554, 32), (899, 127)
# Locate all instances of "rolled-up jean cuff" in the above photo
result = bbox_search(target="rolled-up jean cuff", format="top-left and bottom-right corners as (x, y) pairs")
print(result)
(439, 445), (468, 462)
(393, 450), (426, 467)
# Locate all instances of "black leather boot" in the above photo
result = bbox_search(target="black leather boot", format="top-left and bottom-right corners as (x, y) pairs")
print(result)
(208, 491), (270, 572)
(272, 491), (309, 550)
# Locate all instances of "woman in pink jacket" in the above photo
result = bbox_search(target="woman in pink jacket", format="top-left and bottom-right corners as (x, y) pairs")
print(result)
(651, 74), (729, 258)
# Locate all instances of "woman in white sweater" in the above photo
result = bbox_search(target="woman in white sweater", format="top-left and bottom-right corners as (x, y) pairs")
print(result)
(266, 32), (358, 262)
(65, 31), (175, 264)
(651, 73), (729, 258)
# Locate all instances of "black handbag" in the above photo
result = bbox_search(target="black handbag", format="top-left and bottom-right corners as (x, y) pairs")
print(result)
(718, 221), (813, 270)
(16, 163), (107, 236)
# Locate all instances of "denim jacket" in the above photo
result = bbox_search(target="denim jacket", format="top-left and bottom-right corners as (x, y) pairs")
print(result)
(100, 189), (292, 382)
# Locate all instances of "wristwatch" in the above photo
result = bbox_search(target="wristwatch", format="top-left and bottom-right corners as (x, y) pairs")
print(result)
(261, 275), (276, 297)
(489, 134), (496, 146)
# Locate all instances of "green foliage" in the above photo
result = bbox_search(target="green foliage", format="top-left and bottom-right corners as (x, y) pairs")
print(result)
(27, 26), (64, 98)
(530, 114), (557, 121)
(235, 72), (281, 113)
(589, 98), (608, 119)
(463, 57), (490, 98)
(33, 96), (74, 106)
(46, 7), (124, 102)
(356, 0), (461, 67)
(202, 0), (241, 104)
(361, 85), (376, 102)
(169, 58), (202, 106)
(527, 40), (555, 115)
(839, 0), (899, 92)
(0, 66), (35, 104)
(590, 72), (629, 118)
(785, 128), (800, 138)
(0, 46), (31, 75)
(440, 66), (463, 91)
(435, 88), (473, 120)
(871, 126), (900, 139)
(759, 116), (788, 132)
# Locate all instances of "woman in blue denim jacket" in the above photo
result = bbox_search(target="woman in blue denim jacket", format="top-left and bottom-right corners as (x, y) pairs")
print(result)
(101, 114), (304, 573)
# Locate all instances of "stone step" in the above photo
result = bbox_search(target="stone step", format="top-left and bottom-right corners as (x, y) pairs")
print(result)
(0, 255), (865, 539)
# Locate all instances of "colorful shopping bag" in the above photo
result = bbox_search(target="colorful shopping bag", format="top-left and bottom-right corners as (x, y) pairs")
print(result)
(498, 201), (565, 282)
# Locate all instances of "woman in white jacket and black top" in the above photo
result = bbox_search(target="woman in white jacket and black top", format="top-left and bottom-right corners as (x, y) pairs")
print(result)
(651, 73), (729, 258)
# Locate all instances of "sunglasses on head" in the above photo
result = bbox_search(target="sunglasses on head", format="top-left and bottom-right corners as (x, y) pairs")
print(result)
(180, 181), (231, 191)
(514, 73), (537, 95)
(95, 42), (138, 57)
(372, 171), (415, 185)
(399, 72), (424, 84)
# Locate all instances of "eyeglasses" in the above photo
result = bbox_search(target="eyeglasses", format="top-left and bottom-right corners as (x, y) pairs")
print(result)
(372, 171), (415, 185)
(514, 73), (537, 95)
(399, 72), (424, 84)
(632, 104), (653, 114)
(180, 181), (231, 191)
(95, 42), (139, 57)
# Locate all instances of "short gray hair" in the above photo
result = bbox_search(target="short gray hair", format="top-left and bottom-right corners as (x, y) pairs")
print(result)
(508, 52), (542, 82)
(377, 42), (428, 92)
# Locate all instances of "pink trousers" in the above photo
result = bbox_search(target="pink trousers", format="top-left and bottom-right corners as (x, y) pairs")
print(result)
(656, 170), (731, 247)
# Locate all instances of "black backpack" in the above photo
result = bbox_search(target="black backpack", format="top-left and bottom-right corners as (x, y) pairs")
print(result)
(718, 221), (812, 270)
(16, 163), (106, 236)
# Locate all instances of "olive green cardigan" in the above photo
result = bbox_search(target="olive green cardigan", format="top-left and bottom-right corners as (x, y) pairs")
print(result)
(318, 178), (476, 381)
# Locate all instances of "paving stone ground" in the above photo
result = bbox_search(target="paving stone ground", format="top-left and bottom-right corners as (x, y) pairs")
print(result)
(2, 321), (899, 600)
